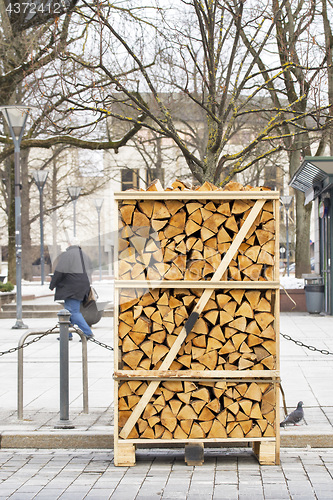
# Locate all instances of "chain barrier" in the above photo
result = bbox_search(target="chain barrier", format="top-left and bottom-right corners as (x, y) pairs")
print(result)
(0, 325), (58, 357)
(280, 332), (333, 356)
(1, 327), (331, 357)
(89, 337), (114, 351)
(69, 325), (114, 351)
(4, 320), (331, 357)
(0, 324), (114, 357)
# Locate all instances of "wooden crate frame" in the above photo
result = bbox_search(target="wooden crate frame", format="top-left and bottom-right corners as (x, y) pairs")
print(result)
(113, 191), (280, 466)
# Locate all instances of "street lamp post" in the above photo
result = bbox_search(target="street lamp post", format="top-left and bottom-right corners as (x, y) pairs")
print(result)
(94, 198), (104, 281)
(0, 105), (35, 329)
(67, 186), (82, 237)
(280, 195), (294, 277)
(32, 170), (49, 285)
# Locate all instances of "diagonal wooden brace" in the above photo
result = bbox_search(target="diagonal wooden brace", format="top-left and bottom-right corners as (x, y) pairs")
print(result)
(119, 199), (266, 439)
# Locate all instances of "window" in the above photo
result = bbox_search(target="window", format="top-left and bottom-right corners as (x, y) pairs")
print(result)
(146, 168), (164, 187)
(121, 169), (139, 190)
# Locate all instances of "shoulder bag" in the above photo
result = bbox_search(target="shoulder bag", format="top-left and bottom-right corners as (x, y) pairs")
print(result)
(79, 248), (98, 307)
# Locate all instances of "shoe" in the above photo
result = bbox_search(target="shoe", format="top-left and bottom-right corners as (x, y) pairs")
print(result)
(57, 335), (73, 341)
(80, 333), (94, 342)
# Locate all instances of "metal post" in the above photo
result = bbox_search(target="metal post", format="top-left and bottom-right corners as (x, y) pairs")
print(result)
(0, 106), (30, 329)
(55, 309), (75, 428)
(39, 187), (45, 284)
(94, 198), (103, 281)
(17, 331), (24, 419)
(73, 198), (77, 237)
(98, 210), (102, 280)
(81, 335), (89, 413)
(17, 328), (89, 420)
(13, 147), (27, 329)
(281, 196), (293, 278)
(33, 169), (48, 285)
(67, 186), (81, 238)
(286, 207), (290, 277)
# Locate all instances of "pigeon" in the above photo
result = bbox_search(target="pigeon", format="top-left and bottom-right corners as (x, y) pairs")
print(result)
(280, 401), (304, 427)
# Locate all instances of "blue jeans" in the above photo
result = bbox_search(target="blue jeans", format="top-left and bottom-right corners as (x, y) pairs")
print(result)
(64, 298), (93, 337)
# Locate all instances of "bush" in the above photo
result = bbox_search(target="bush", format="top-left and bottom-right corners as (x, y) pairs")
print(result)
(0, 281), (15, 292)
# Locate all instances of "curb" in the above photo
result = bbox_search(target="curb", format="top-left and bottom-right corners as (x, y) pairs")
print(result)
(280, 432), (333, 448)
(0, 431), (113, 449)
(1, 432), (333, 449)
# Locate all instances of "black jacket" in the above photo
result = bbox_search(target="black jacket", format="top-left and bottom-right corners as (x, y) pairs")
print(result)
(49, 245), (92, 301)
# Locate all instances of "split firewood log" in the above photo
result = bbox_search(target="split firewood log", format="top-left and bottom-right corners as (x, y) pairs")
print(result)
(118, 188), (276, 282)
(118, 380), (276, 440)
(118, 287), (276, 371)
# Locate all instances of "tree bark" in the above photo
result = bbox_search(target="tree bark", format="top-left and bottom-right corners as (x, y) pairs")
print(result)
(289, 149), (311, 278)
(295, 192), (312, 278)
(322, 0), (333, 155)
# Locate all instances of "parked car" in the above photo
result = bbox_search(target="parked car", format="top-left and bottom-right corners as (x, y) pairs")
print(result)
(285, 258), (315, 274)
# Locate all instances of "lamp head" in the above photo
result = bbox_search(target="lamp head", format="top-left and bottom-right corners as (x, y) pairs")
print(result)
(67, 186), (82, 201)
(94, 198), (104, 210)
(0, 105), (35, 140)
(280, 195), (293, 209)
(33, 170), (49, 188)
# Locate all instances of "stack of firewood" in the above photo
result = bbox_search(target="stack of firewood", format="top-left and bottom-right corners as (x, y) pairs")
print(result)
(118, 380), (276, 439)
(116, 180), (278, 442)
(118, 182), (275, 282)
(119, 287), (276, 371)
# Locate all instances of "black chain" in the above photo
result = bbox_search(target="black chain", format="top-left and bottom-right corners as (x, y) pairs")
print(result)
(2, 327), (330, 357)
(1, 324), (330, 357)
(69, 325), (114, 351)
(88, 337), (114, 351)
(0, 325), (58, 357)
(0, 324), (114, 356)
(280, 332), (333, 356)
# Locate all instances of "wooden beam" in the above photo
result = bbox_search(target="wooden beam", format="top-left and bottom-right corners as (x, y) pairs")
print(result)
(115, 280), (280, 289)
(114, 191), (280, 200)
(114, 370), (280, 380)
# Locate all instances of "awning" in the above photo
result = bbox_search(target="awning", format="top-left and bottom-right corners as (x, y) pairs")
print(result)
(289, 157), (333, 204)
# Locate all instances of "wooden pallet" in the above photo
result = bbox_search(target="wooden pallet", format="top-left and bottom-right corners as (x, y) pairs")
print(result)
(113, 183), (280, 466)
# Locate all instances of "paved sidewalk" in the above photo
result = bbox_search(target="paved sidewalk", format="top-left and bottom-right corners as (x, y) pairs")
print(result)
(0, 312), (114, 448)
(0, 448), (332, 499)
(279, 312), (333, 445)
(0, 284), (333, 449)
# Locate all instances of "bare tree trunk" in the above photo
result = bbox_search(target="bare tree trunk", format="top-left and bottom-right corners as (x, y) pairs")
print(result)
(295, 193), (312, 277)
(322, 0), (333, 155)
(155, 137), (164, 186)
(290, 149), (311, 278)
(51, 156), (59, 266)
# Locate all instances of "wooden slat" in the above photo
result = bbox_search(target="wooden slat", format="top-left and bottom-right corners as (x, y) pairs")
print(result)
(114, 199), (120, 280)
(274, 199), (280, 282)
(272, 197), (280, 464)
(120, 437), (276, 444)
(119, 200), (266, 439)
(114, 370), (280, 380)
(115, 191), (280, 200)
(114, 260), (120, 369)
(115, 280), (280, 289)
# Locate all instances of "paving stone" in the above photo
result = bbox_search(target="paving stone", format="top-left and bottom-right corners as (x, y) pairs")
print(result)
(1, 304), (333, 497)
(213, 484), (239, 499)
(0, 449), (332, 498)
